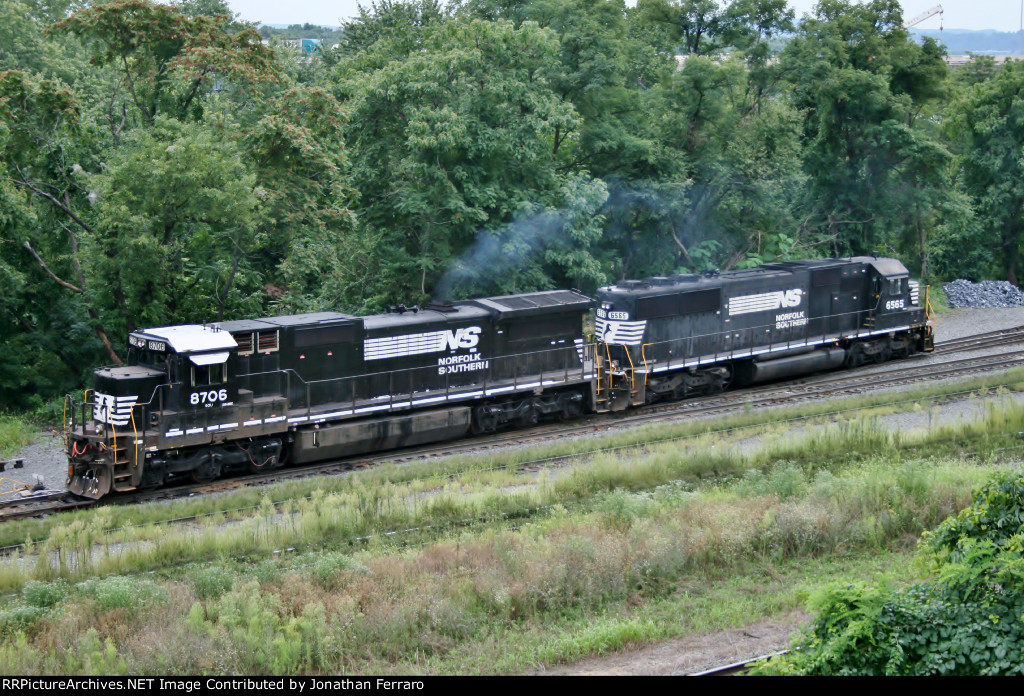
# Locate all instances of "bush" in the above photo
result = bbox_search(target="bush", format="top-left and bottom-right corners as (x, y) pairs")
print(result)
(23, 579), (71, 608)
(189, 566), (235, 601)
(76, 576), (168, 614)
(0, 605), (46, 637)
(755, 469), (1024, 675)
(307, 552), (370, 588)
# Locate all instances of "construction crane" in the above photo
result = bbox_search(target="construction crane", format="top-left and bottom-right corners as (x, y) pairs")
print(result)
(904, 4), (943, 29)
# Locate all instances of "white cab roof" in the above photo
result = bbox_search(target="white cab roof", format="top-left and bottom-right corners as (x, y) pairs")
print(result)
(132, 325), (238, 353)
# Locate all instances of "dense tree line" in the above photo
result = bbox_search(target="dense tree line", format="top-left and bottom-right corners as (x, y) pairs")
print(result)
(1, 0), (1021, 408)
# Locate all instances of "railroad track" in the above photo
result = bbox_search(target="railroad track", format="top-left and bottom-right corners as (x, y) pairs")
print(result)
(5, 327), (1024, 521)
(690, 651), (787, 676)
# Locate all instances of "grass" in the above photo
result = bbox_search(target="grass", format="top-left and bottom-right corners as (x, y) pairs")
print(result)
(0, 414), (34, 459)
(419, 549), (921, 675)
(0, 376), (1023, 673)
(4, 381), (1024, 584)
(3, 366), (1024, 550)
(0, 456), (983, 673)
(0, 418), (1014, 673)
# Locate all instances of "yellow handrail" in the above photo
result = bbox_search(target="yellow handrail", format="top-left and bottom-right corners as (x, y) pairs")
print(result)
(83, 389), (92, 433)
(130, 407), (139, 480)
(622, 344), (636, 394)
(62, 396), (69, 449)
(604, 343), (614, 396)
(640, 344), (652, 388)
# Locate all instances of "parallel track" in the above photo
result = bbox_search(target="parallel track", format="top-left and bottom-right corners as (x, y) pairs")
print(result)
(690, 651), (787, 676)
(4, 326), (1024, 521)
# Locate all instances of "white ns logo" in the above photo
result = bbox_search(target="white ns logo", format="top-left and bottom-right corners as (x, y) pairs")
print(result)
(779, 289), (802, 308)
(444, 326), (481, 350)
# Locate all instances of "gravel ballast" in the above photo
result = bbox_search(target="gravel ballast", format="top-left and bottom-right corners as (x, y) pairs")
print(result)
(943, 279), (1024, 309)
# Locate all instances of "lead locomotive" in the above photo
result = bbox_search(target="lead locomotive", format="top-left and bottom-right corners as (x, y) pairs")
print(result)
(66, 257), (932, 499)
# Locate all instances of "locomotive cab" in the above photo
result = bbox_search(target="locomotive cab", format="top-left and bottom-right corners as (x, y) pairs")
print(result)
(66, 325), (241, 498)
(860, 257), (932, 342)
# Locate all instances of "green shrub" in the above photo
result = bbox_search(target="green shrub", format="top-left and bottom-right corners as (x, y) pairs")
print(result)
(195, 582), (332, 674)
(737, 462), (808, 499)
(78, 628), (127, 675)
(76, 576), (168, 613)
(755, 468), (1024, 675)
(0, 413), (33, 458)
(189, 566), (235, 601)
(0, 605), (46, 637)
(23, 579), (70, 608)
(308, 552), (370, 588)
(596, 489), (651, 530)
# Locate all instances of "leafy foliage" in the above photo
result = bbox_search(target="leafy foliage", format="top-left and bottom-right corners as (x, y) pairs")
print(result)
(947, 60), (1024, 284)
(755, 469), (1024, 675)
(0, 0), (1022, 405)
(54, 0), (280, 123)
(337, 16), (583, 305)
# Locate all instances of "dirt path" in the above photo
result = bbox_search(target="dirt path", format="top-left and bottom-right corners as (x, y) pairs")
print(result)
(538, 613), (808, 675)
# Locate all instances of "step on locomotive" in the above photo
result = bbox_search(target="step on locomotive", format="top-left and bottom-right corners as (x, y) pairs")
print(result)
(65, 256), (933, 499)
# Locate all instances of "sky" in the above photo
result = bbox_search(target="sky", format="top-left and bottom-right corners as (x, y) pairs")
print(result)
(224, 0), (1023, 32)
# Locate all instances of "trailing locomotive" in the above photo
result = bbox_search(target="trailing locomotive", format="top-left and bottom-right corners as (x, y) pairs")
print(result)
(65, 256), (933, 499)
(594, 256), (933, 410)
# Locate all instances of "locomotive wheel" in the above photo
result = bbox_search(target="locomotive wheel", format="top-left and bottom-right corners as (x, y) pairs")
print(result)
(715, 367), (733, 393)
(470, 410), (496, 435)
(557, 402), (584, 421)
(845, 344), (865, 367)
(516, 407), (539, 428)
(874, 346), (892, 364)
(190, 456), (222, 484)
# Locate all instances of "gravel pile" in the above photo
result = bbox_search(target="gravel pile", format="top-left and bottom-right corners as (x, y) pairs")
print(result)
(943, 279), (1024, 308)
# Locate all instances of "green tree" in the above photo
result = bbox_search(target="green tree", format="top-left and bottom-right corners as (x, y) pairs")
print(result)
(616, 55), (805, 275)
(633, 0), (727, 56)
(86, 117), (263, 331)
(947, 60), (1024, 285)
(54, 0), (280, 125)
(246, 86), (358, 310)
(0, 69), (124, 364)
(335, 0), (447, 57)
(780, 0), (950, 259)
(631, 0), (792, 60)
(336, 17), (582, 306)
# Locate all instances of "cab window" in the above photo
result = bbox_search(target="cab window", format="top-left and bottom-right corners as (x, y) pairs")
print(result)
(191, 363), (226, 387)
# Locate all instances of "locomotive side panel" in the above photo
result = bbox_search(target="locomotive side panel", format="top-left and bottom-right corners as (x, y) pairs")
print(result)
(66, 291), (593, 498)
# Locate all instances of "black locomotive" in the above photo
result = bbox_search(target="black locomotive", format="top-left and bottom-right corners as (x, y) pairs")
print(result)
(594, 256), (932, 409)
(65, 256), (932, 499)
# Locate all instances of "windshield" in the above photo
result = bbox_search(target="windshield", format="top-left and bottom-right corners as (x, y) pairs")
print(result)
(127, 346), (168, 369)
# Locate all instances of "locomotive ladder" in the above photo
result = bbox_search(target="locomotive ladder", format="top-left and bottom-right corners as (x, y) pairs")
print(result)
(108, 416), (140, 492)
(595, 344), (610, 409)
(594, 343), (641, 411)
